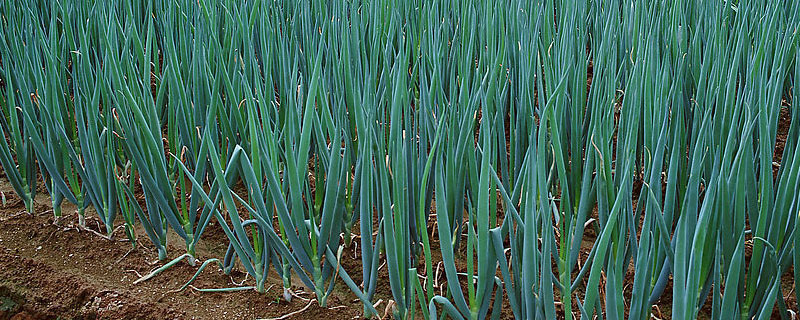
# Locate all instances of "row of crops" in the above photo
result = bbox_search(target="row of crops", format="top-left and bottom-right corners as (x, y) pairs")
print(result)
(1, 0), (799, 319)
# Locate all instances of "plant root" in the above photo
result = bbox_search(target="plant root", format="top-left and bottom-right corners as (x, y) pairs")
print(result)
(260, 299), (316, 320)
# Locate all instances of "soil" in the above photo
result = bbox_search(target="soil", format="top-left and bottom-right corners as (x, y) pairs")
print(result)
(0, 186), (363, 320)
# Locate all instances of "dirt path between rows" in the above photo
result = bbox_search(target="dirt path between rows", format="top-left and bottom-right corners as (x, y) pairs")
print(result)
(0, 188), (362, 320)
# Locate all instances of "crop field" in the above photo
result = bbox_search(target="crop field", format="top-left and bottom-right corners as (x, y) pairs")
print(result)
(0, 0), (798, 319)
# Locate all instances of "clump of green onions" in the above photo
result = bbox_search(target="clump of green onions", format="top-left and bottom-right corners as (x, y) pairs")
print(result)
(0, 0), (798, 319)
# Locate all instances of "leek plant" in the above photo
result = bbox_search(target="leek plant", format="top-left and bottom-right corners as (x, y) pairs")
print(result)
(14, 1), (83, 222)
(0, 0), (798, 319)
(0, 0), (46, 214)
